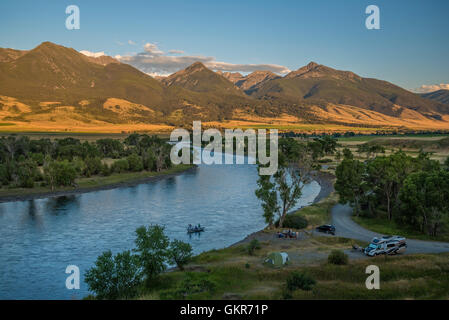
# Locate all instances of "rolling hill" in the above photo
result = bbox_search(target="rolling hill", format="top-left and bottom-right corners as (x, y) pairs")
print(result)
(250, 62), (448, 118)
(421, 89), (449, 105)
(0, 42), (448, 133)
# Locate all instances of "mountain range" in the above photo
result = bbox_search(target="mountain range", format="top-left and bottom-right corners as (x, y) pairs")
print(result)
(420, 90), (449, 105)
(0, 41), (448, 132)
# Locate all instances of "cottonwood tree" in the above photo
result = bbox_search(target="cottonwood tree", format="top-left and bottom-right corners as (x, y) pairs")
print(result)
(84, 250), (142, 300)
(168, 239), (193, 270)
(335, 156), (366, 216)
(256, 165), (304, 228)
(134, 225), (170, 284)
(398, 170), (449, 236)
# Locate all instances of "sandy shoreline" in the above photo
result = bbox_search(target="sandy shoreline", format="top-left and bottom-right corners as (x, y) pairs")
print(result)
(0, 166), (197, 203)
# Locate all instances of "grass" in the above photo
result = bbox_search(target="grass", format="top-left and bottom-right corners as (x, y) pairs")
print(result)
(138, 242), (449, 300)
(0, 164), (193, 199)
(353, 215), (449, 242)
(292, 192), (338, 227)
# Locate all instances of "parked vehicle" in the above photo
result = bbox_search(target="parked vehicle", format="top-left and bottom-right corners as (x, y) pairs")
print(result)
(316, 224), (336, 235)
(364, 235), (407, 256)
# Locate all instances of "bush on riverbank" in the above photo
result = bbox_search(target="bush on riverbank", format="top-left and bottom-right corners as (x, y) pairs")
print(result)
(275, 213), (308, 229)
(286, 271), (316, 292)
(328, 250), (349, 265)
(85, 224), (192, 299)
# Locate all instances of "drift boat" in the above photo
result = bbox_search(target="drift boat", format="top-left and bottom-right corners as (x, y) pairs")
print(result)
(187, 225), (205, 233)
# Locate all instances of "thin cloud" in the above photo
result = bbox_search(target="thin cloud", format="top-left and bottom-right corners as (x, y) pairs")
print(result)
(414, 83), (449, 93)
(117, 43), (291, 76)
(169, 49), (185, 54)
(128, 40), (137, 45)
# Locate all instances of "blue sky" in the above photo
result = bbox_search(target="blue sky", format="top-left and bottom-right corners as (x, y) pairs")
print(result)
(1, 0), (448, 91)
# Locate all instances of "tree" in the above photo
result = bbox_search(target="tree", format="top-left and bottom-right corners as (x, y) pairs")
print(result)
(275, 167), (304, 228)
(142, 148), (156, 171)
(366, 151), (417, 220)
(134, 225), (170, 284)
(17, 159), (40, 188)
(124, 133), (141, 147)
(168, 239), (193, 270)
(357, 144), (385, 159)
(255, 173), (279, 227)
(398, 170), (449, 236)
(84, 157), (103, 177)
(43, 159), (77, 190)
(96, 139), (124, 158)
(84, 250), (142, 299)
(127, 153), (143, 172)
(153, 144), (171, 171)
(317, 135), (337, 155)
(335, 157), (366, 216)
(256, 165), (304, 229)
(111, 159), (129, 173)
(342, 148), (353, 159)
(307, 140), (324, 160)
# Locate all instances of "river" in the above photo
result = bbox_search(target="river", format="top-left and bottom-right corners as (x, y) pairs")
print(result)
(0, 158), (320, 299)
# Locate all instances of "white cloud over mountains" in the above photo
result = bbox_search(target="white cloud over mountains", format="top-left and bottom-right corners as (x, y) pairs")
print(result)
(80, 50), (105, 58)
(414, 83), (449, 93)
(116, 42), (291, 76)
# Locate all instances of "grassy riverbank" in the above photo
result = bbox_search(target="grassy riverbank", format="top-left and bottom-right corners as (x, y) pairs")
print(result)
(138, 237), (449, 300)
(0, 164), (194, 202)
(135, 189), (449, 300)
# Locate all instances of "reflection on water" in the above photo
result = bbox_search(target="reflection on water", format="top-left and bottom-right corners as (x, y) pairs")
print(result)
(0, 163), (320, 299)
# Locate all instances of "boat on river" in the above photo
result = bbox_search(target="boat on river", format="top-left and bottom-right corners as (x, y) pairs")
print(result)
(187, 225), (205, 233)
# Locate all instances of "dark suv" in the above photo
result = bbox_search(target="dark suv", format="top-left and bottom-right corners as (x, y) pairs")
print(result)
(316, 224), (336, 235)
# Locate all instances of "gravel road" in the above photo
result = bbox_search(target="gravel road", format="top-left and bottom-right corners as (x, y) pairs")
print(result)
(331, 204), (449, 254)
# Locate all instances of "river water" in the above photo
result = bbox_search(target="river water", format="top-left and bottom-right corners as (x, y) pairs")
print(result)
(0, 158), (320, 299)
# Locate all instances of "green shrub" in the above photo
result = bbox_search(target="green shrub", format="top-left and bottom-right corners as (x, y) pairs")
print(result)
(286, 271), (316, 291)
(247, 239), (261, 256)
(127, 153), (144, 172)
(44, 160), (77, 188)
(84, 157), (103, 176)
(276, 213), (308, 229)
(168, 239), (193, 270)
(328, 250), (349, 265)
(159, 273), (216, 300)
(31, 152), (44, 166)
(84, 250), (142, 300)
(111, 159), (129, 173)
(100, 163), (111, 176)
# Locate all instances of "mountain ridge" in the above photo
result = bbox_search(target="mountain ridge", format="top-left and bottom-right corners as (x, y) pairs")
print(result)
(421, 89), (449, 105)
(0, 41), (448, 132)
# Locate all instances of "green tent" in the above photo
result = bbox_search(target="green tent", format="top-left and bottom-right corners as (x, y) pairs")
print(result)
(264, 252), (289, 267)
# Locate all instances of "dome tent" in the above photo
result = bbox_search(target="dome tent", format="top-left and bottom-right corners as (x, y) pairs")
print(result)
(264, 252), (289, 267)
